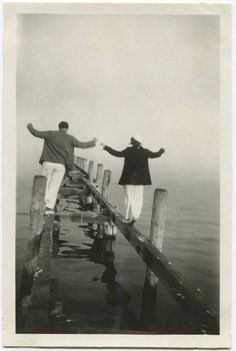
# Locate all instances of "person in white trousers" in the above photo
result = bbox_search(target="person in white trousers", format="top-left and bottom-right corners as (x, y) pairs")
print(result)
(27, 121), (97, 215)
(41, 162), (66, 211)
(100, 135), (165, 226)
(124, 184), (144, 222)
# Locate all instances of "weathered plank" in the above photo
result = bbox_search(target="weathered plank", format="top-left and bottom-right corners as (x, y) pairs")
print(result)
(77, 174), (219, 334)
(59, 187), (86, 197)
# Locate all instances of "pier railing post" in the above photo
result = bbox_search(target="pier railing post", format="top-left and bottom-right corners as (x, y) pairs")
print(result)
(75, 156), (81, 168)
(29, 175), (47, 259)
(81, 158), (87, 171)
(88, 161), (94, 183)
(97, 170), (112, 238)
(94, 163), (103, 187)
(141, 188), (168, 329)
(101, 170), (112, 200)
(19, 175), (47, 305)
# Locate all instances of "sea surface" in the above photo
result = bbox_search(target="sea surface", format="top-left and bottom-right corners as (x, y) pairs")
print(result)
(16, 180), (219, 334)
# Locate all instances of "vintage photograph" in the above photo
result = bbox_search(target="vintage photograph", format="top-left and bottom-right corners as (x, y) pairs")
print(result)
(3, 3), (232, 349)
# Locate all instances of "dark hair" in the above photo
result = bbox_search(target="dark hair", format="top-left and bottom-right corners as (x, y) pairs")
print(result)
(58, 121), (69, 129)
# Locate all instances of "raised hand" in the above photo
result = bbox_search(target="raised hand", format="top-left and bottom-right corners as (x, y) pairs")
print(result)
(160, 148), (165, 154)
(27, 123), (33, 129)
(93, 137), (98, 145)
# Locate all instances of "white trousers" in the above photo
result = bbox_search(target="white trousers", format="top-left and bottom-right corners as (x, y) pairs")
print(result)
(42, 162), (65, 209)
(123, 185), (144, 220)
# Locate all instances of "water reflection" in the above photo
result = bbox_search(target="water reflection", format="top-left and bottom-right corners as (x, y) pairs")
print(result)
(53, 223), (138, 332)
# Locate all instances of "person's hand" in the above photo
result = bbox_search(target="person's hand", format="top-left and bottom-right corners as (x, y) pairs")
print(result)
(27, 123), (33, 129)
(100, 142), (105, 148)
(93, 137), (98, 145)
(160, 148), (165, 154)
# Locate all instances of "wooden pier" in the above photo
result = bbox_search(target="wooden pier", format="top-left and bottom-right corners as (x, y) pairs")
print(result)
(17, 156), (219, 334)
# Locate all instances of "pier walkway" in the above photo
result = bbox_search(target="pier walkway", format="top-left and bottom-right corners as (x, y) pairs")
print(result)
(17, 157), (219, 334)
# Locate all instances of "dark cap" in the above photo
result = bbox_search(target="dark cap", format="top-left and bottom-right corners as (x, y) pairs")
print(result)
(58, 121), (69, 129)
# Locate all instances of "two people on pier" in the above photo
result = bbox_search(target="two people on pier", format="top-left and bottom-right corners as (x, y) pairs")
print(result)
(27, 121), (97, 215)
(100, 135), (165, 226)
(27, 122), (165, 223)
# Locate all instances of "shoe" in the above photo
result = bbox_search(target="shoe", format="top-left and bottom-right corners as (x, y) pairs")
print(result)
(45, 207), (55, 215)
(128, 219), (136, 226)
(122, 218), (136, 226)
(122, 218), (132, 224)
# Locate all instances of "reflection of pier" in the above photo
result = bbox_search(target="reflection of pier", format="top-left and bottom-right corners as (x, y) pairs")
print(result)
(51, 222), (138, 332)
(17, 156), (219, 334)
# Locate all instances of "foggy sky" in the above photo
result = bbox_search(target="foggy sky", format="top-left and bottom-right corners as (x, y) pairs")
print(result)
(17, 14), (219, 187)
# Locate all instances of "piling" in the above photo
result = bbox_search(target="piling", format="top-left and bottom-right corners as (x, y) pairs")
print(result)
(19, 175), (47, 318)
(81, 158), (87, 171)
(88, 161), (95, 183)
(101, 170), (112, 200)
(24, 216), (54, 332)
(141, 188), (168, 329)
(29, 175), (47, 260)
(94, 163), (103, 186)
(75, 156), (82, 168)
(93, 164), (104, 211)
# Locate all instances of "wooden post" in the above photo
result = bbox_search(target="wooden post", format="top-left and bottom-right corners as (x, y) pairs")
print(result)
(19, 176), (47, 309)
(28, 176), (47, 259)
(141, 188), (168, 329)
(81, 158), (87, 171)
(24, 216), (54, 332)
(88, 161), (94, 183)
(75, 156), (80, 168)
(94, 163), (103, 185)
(101, 170), (112, 200)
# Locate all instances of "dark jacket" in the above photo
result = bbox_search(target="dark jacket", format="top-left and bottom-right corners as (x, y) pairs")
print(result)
(103, 145), (164, 185)
(27, 125), (96, 170)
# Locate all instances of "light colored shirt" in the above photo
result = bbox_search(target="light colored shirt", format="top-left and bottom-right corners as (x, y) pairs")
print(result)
(27, 125), (95, 169)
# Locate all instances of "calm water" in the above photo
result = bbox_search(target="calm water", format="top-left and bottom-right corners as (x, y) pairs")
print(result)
(16, 180), (219, 333)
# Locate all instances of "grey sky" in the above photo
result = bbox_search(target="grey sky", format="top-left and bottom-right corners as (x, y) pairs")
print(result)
(17, 14), (219, 185)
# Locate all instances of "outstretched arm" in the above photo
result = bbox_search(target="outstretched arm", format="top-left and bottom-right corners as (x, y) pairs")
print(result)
(102, 145), (127, 157)
(146, 148), (165, 159)
(27, 123), (50, 139)
(72, 137), (97, 148)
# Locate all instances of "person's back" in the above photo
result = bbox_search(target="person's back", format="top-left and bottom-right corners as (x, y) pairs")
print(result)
(120, 146), (151, 185)
(27, 122), (96, 170)
(101, 135), (165, 224)
(39, 130), (75, 169)
(27, 121), (97, 214)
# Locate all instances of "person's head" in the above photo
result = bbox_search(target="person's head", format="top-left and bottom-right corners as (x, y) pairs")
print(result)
(130, 134), (143, 147)
(58, 121), (69, 131)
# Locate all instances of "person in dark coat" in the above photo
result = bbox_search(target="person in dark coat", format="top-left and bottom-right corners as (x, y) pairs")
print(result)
(101, 135), (165, 225)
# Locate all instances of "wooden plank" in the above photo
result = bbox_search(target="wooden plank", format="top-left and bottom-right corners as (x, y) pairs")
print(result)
(59, 188), (86, 197)
(77, 174), (219, 333)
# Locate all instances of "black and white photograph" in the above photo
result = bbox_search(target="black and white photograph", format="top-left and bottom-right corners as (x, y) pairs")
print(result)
(3, 2), (232, 348)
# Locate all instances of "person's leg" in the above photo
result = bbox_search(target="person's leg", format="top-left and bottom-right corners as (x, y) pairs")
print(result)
(123, 185), (131, 220)
(129, 185), (144, 221)
(46, 163), (65, 210)
(42, 162), (54, 208)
